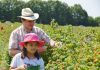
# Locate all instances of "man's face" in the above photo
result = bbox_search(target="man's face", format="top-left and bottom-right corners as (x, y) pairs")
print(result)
(21, 19), (35, 30)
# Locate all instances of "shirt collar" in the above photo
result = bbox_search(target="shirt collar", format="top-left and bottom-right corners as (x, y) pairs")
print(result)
(21, 25), (34, 33)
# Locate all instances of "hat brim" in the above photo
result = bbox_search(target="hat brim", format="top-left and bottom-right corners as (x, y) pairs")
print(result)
(19, 40), (44, 47)
(18, 13), (39, 20)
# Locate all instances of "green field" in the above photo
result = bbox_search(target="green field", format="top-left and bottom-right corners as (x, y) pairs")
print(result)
(0, 22), (100, 70)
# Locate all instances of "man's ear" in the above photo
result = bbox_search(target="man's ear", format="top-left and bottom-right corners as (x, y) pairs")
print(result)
(21, 19), (23, 22)
(34, 20), (36, 23)
(21, 18), (26, 22)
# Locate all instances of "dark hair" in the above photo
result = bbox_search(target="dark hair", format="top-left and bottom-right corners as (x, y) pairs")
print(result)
(21, 42), (40, 60)
(21, 18), (26, 21)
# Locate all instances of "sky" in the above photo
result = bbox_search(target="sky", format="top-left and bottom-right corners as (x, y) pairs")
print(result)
(23, 0), (100, 18)
(60, 0), (100, 18)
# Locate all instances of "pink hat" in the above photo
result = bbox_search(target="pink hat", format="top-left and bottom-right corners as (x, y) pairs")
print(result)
(19, 33), (45, 47)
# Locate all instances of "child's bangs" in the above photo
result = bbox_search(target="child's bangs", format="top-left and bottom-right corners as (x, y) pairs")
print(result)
(28, 41), (39, 46)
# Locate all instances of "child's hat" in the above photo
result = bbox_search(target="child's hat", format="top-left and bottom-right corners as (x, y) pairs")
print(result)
(19, 33), (45, 47)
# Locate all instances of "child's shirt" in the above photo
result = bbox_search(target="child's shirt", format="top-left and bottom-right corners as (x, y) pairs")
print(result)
(10, 53), (44, 70)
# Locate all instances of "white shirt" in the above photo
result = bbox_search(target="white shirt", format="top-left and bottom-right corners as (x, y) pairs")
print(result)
(10, 53), (44, 70)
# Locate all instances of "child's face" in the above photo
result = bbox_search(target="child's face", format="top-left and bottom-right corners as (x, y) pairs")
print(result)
(25, 42), (38, 54)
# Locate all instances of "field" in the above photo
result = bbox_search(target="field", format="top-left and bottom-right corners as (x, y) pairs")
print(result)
(0, 22), (100, 70)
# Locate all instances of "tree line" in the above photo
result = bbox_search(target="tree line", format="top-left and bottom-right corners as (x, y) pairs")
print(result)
(0, 0), (100, 26)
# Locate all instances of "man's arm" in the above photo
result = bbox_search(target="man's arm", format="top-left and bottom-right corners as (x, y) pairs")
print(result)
(38, 28), (62, 48)
(9, 31), (21, 57)
(9, 48), (21, 57)
(38, 28), (55, 47)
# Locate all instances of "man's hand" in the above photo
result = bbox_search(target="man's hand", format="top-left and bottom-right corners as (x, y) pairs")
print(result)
(9, 48), (21, 57)
(54, 42), (62, 48)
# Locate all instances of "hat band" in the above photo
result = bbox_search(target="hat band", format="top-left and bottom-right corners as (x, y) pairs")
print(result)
(22, 15), (34, 17)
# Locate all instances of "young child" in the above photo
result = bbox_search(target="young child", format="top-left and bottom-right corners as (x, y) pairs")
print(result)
(9, 33), (45, 70)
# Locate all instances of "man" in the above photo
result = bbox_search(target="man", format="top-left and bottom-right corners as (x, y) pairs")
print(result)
(9, 8), (61, 57)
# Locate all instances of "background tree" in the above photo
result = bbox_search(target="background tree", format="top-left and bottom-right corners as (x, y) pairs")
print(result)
(95, 17), (100, 26)
(0, 0), (99, 26)
(70, 4), (89, 26)
(88, 16), (98, 26)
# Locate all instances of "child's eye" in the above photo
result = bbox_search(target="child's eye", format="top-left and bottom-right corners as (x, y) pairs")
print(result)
(34, 44), (38, 46)
(29, 43), (38, 47)
(29, 44), (33, 47)
(34, 43), (39, 46)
